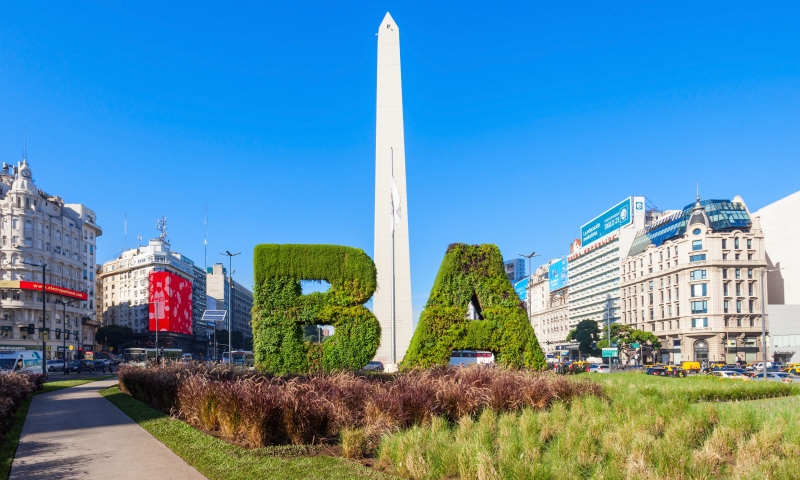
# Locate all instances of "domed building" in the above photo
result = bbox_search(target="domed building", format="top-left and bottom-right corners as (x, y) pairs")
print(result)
(0, 158), (102, 359)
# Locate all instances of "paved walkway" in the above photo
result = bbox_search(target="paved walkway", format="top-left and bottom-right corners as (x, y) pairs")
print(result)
(10, 378), (206, 479)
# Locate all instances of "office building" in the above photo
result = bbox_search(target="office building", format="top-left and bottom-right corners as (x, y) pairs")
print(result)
(620, 196), (766, 364)
(206, 263), (253, 348)
(754, 190), (800, 363)
(504, 258), (526, 284)
(529, 258), (570, 355)
(0, 159), (101, 358)
(98, 238), (207, 355)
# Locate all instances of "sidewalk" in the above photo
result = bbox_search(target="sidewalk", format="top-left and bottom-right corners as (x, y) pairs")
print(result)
(10, 378), (206, 479)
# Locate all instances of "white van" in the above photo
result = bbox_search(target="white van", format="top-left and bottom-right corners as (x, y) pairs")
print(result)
(0, 350), (44, 376)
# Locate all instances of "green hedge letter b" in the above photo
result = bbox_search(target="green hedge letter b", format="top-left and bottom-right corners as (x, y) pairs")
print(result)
(403, 243), (546, 370)
(252, 244), (380, 374)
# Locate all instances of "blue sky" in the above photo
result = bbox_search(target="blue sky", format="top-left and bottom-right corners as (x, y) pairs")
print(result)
(1, 2), (798, 323)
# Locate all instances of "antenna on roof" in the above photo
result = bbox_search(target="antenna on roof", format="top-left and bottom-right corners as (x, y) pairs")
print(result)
(696, 182), (700, 202)
(124, 212), (127, 251)
(156, 216), (168, 241)
(23, 128), (27, 161)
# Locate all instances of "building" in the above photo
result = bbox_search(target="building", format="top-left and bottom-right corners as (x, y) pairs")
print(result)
(620, 196), (767, 365)
(373, 12), (413, 368)
(0, 159), (101, 359)
(529, 258), (570, 356)
(754, 190), (800, 363)
(206, 263), (253, 349)
(98, 238), (207, 355)
(504, 258), (526, 284)
(567, 197), (650, 333)
(172, 253), (207, 341)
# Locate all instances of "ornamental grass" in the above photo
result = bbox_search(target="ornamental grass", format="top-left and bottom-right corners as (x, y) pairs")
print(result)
(0, 372), (42, 440)
(117, 363), (602, 453)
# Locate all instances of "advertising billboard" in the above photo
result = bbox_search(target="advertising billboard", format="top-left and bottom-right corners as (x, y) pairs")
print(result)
(513, 277), (529, 301)
(149, 271), (193, 335)
(549, 259), (568, 292)
(0, 280), (88, 301)
(580, 197), (632, 247)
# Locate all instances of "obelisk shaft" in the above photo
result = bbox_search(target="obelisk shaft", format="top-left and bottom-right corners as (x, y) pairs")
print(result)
(374, 12), (412, 367)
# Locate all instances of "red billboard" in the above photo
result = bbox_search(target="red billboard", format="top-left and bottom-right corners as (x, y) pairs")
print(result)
(148, 271), (193, 335)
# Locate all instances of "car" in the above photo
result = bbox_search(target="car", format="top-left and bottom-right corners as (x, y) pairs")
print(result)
(46, 359), (66, 372)
(65, 360), (95, 374)
(646, 367), (667, 376)
(589, 364), (610, 373)
(362, 361), (384, 372)
(93, 360), (109, 373)
(761, 372), (795, 383)
(710, 371), (745, 379)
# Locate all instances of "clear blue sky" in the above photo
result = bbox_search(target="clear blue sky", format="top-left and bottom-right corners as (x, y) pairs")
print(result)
(1, 2), (798, 323)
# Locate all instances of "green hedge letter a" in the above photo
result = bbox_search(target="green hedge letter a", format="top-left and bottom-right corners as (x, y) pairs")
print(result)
(251, 244), (381, 374)
(403, 243), (546, 369)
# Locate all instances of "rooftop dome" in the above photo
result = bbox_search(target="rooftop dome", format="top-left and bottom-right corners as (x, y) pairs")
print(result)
(11, 159), (37, 194)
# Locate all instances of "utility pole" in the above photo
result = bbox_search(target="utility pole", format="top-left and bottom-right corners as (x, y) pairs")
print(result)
(761, 267), (781, 380)
(221, 251), (240, 361)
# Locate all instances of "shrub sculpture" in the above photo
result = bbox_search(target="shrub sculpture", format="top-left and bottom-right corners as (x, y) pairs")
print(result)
(252, 244), (380, 374)
(403, 243), (547, 369)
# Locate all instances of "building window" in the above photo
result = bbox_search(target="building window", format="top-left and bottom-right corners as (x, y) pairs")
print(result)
(689, 254), (706, 262)
(691, 317), (708, 328)
(747, 239), (752, 249)
(749, 300), (755, 313)
(737, 318), (741, 327)
(692, 228), (702, 235)
(748, 253), (753, 260)
(724, 300), (729, 313)
(736, 300), (742, 313)
(691, 284), (707, 297)
(649, 308), (654, 320)
(735, 269), (741, 279)
(722, 239), (727, 249)
(735, 254), (740, 260)
(723, 269), (728, 279)
(690, 269), (706, 280)
(649, 281), (653, 290)
(747, 269), (753, 279)
(691, 300), (708, 314)
(692, 240), (703, 251)
(724, 283), (729, 296)
(734, 237), (739, 249)
(736, 283), (741, 296)
(748, 283), (753, 296)
(723, 254), (728, 260)
(649, 293), (653, 305)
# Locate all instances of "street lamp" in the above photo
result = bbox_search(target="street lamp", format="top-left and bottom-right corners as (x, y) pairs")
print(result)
(24, 261), (48, 379)
(518, 251), (540, 323)
(221, 251), (240, 361)
(54, 299), (74, 371)
(760, 267), (782, 381)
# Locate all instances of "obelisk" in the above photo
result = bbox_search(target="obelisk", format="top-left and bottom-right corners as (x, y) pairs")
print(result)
(374, 12), (412, 369)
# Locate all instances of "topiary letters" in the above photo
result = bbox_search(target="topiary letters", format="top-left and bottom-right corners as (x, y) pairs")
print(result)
(252, 244), (380, 374)
(403, 243), (547, 369)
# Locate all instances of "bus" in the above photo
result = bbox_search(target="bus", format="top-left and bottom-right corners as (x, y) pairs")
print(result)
(448, 350), (495, 367)
(123, 348), (183, 365)
(223, 350), (254, 367)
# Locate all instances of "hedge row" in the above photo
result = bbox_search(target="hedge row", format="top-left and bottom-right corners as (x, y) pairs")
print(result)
(0, 373), (42, 440)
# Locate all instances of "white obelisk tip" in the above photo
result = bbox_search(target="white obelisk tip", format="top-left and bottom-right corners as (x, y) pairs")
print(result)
(379, 12), (399, 36)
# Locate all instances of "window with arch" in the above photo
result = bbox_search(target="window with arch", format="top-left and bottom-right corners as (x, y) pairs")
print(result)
(11, 256), (17, 265)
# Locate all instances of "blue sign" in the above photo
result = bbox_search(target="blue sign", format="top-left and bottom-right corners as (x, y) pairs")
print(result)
(580, 197), (632, 247)
(549, 259), (568, 292)
(514, 277), (529, 301)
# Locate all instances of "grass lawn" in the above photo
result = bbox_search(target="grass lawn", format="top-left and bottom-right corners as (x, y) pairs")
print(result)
(0, 375), (115, 480)
(378, 373), (800, 480)
(100, 386), (397, 480)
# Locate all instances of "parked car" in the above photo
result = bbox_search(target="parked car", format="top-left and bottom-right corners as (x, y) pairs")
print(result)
(46, 359), (65, 372)
(362, 361), (384, 372)
(93, 360), (109, 373)
(681, 361), (701, 373)
(589, 364), (610, 373)
(761, 372), (795, 383)
(646, 367), (668, 376)
(710, 371), (745, 379)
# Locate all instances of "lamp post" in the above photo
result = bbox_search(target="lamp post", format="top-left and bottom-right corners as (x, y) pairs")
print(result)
(24, 261), (47, 378)
(518, 252), (540, 326)
(221, 251), (240, 362)
(54, 299), (73, 372)
(760, 267), (782, 381)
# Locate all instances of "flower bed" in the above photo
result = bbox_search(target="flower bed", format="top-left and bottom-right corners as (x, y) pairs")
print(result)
(117, 364), (604, 451)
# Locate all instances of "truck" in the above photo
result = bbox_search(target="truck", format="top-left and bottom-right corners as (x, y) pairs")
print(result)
(0, 350), (44, 376)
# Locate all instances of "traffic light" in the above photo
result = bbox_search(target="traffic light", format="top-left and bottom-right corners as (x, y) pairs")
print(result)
(27, 324), (35, 335)
(78, 347), (84, 359)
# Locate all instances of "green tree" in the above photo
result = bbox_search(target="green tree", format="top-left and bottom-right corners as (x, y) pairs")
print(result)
(95, 325), (134, 352)
(566, 320), (601, 357)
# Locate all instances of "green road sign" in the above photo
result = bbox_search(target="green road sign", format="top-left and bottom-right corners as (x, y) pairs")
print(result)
(631, 343), (641, 349)
(602, 348), (618, 358)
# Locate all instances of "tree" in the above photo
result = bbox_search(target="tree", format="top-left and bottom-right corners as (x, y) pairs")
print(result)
(95, 325), (134, 352)
(567, 320), (601, 357)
